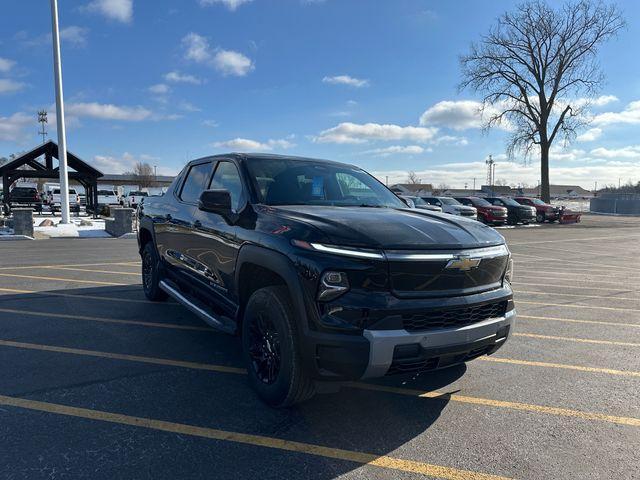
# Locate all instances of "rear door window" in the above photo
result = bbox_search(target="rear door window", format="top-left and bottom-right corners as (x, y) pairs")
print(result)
(180, 162), (212, 203)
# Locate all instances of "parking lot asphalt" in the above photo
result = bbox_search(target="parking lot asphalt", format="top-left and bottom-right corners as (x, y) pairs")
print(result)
(0, 215), (639, 480)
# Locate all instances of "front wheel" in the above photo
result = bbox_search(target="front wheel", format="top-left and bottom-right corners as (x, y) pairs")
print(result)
(242, 286), (315, 407)
(141, 242), (168, 301)
(536, 213), (545, 223)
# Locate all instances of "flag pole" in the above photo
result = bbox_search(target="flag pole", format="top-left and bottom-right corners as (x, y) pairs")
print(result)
(50, 0), (71, 223)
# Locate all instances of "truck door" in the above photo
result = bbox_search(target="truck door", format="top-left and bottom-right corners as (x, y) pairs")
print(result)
(188, 160), (244, 314)
(157, 161), (214, 279)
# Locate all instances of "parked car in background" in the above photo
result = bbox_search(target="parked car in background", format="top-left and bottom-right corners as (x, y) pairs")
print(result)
(137, 154), (515, 407)
(97, 189), (120, 206)
(7, 186), (43, 213)
(421, 196), (477, 219)
(455, 196), (508, 226)
(399, 195), (442, 212)
(124, 191), (148, 209)
(49, 188), (80, 214)
(513, 197), (559, 223)
(485, 197), (536, 225)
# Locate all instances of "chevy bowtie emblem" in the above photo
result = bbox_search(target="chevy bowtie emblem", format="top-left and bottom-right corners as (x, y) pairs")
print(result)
(445, 255), (481, 271)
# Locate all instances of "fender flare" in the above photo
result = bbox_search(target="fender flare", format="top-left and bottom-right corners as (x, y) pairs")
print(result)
(137, 216), (158, 254)
(235, 243), (309, 331)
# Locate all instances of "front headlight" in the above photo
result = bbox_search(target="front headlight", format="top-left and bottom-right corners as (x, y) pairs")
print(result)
(504, 257), (514, 284)
(317, 271), (350, 301)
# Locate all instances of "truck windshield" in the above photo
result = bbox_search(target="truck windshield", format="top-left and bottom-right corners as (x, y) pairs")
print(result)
(245, 159), (404, 208)
(470, 197), (492, 207)
(439, 197), (461, 205)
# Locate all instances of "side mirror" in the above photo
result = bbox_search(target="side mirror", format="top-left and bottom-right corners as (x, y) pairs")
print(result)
(401, 197), (415, 208)
(199, 189), (232, 217)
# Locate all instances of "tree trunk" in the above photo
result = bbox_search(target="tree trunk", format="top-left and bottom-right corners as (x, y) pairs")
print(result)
(540, 142), (550, 203)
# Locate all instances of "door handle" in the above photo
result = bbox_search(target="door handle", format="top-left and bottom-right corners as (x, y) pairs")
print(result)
(193, 220), (202, 228)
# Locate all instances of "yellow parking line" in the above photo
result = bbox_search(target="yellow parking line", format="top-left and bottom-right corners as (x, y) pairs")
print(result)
(519, 314), (640, 329)
(0, 261), (140, 271)
(0, 308), (210, 331)
(514, 282), (634, 293)
(512, 252), (638, 272)
(517, 275), (628, 287)
(0, 273), (126, 286)
(0, 339), (245, 374)
(0, 394), (510, 480)
(348, 383), (640, 427)
(514, 332), (640, 348)
(1, 339), (638, 427)
(479, 356), (640, 377)
(0, 287), (179, 306)
(518, 300), (640, 313)
(508, 233), (640, 246)
(515, 290), (640, 302)
(42, 266), (140, 276)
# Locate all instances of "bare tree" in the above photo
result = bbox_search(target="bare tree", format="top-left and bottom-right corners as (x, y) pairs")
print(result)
(125, 162), (155, 188)
(407, 171), (421, 184)
(460, 0), (624, 202)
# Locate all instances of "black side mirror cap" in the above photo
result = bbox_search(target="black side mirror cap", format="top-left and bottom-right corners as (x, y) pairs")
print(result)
(198, 189), (232, 217)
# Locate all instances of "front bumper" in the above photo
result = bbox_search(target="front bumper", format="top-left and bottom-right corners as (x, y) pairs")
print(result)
(361, 309), (515, 378)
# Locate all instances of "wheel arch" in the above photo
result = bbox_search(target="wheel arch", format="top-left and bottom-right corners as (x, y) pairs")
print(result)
(235, 244), (308, 334)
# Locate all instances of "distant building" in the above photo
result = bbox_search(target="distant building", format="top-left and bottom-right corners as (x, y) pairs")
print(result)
(389, 183), (433, 196)
(480, 185), (514, 196)
(439, 189), (483, 197)
(519, 185), (594, 199)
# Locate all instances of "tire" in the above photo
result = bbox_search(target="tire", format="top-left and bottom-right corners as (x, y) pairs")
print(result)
(141, 242), (168, 301)
(242, 286), (316, 407)
(536, 213), (545, 223)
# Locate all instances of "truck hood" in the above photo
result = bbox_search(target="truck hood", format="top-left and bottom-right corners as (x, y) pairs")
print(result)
(271, 205), (504, 250)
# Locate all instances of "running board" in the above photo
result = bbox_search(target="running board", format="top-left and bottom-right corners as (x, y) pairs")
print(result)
(159, 280), (236, 335)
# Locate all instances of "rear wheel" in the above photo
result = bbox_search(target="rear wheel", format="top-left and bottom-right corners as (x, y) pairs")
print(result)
(242, 286), (315, 407)
(141, 242), (168, 301)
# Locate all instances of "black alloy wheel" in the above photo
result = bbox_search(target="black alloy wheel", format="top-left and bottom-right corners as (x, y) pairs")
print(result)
(248, 312), (281, 384)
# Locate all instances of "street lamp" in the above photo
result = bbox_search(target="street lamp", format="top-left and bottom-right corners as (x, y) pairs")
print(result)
(50, 0), (71, 224)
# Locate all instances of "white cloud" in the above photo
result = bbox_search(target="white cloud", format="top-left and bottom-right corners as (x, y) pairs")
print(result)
(0, 112), (32, 142)
(203, 119), (219, 127)
(419, 100), (485, 130)
(66, 102), (152, 121)
(0, 57), (15, 73)
(588, 95), (619, 107)
(213, 137), (296, 151)
(148, 84), (170, 95)
(593, 101), (640, 126)
(590, 145), (640, 159)
(433, 135), (469, 146)
(314, 122), (439, 144)
(577, 128), (603, 142)
(362, 145), (427, 156)
(178, 101), (201, 112)
(59, 26), (89, 46)
(0, 79), (26, 95)
(182, 33), (254, 76)
(322, 75), (369, 88)
(213, 49), (254, 76)
(84, 0), (133, 23)
(164, 71), (203, 85)
(92, 152), (159, 173)
(198, 0), (253, 10)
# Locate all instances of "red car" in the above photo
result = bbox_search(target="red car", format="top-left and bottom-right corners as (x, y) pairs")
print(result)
(513, 197), (559, 223)
(454, 196), (508, 225)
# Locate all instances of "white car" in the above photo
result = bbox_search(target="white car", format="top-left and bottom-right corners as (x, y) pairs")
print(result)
(49, 188), (80, 214)
(421, 196), (477, 219)
(399, 195), (443, 212)
(124, 191), (148, 209)
(97, 189), (120, 206)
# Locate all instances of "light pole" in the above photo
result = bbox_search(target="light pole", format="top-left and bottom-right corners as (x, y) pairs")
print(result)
(50, 0), (70, 224)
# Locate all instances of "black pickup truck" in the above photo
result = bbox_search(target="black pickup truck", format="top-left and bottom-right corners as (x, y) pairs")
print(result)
(137, 154), (515, 406)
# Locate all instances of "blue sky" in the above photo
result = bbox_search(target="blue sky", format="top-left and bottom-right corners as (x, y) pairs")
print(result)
(2, 0), (640, 188)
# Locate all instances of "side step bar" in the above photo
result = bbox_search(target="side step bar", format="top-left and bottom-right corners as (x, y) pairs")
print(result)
(159, 280), (236, 335)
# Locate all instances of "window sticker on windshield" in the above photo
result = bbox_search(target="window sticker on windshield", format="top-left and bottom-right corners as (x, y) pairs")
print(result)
(311, 176), (324, 197)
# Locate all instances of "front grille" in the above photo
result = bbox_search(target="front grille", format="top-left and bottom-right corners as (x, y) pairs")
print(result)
(401, 301), (507, 332)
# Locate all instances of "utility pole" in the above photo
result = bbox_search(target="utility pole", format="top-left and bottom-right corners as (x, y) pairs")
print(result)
(50, 0), (70, 224)
(385, 175), (388, 186)
(37, 110), (48, 144)
(473, 177), (476, 190)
